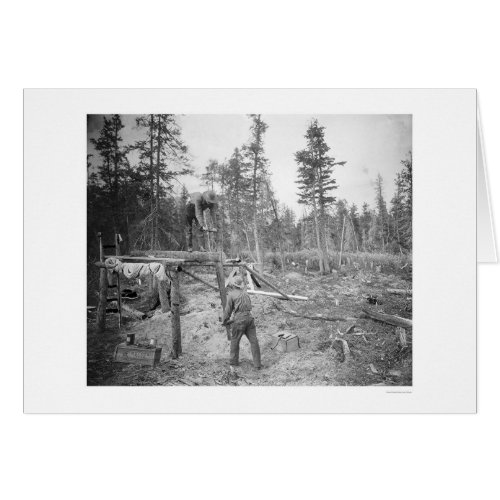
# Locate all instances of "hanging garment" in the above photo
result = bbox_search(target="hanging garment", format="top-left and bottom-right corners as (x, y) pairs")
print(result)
(121, 262), (169, 282)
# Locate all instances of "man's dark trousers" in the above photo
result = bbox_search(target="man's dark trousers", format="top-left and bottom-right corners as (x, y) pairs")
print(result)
(229, 313), (261, 368)
(185, 203), (198, 248)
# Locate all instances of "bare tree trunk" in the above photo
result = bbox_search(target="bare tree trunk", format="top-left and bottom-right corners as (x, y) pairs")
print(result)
(338, 215), (346, 268)
(347, 214), (359, 252)
(265, 179), (285, 273)
(154, 115), (162, 249)
(312, 203), (324, 273)
(149, 114), (154, 250)
(242, 228), (256, 262)
(252, 215), (264, 272)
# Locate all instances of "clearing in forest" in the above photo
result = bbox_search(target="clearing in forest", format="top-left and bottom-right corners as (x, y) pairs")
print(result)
(87, 263), (412, 387)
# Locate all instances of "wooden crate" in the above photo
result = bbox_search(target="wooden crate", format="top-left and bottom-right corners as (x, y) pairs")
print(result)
(273, 333), (300, 353)
(113, 343), (162, 367)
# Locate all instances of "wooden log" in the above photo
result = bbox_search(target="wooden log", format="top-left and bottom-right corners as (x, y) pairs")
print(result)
(96, 233), (107, 332)
(215, 262), (231, 340)
(247, 290), (308, 301)
(102, 256), (188, 266)
(241, 264), (290, 300)
(247, 263), (261, 288)
(361, 308), (413, 329)
(121, 303), (148, 320)
(273, 302), (346, 321)
(130, 250), (224, 262)
(180, 267), (219, 292)
(170, 271), (182, 358)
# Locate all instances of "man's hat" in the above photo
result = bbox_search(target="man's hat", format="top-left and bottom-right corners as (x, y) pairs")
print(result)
(204, 190), (217, 204)
(232, 276), (244, 289)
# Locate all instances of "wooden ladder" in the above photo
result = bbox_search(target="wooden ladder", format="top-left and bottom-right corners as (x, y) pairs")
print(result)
(98, 232), (123, 328)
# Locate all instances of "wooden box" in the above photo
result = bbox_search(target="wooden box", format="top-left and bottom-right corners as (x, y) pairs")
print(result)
(114, 343), (162, 367)
(273, 333), (300, 353)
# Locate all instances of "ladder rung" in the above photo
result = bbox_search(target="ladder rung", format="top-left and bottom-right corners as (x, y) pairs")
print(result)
(107, 284), (117, 289)
(103, 244), (117, 249)
(105, 308), (119, 314)
(106, 297), (118, 302)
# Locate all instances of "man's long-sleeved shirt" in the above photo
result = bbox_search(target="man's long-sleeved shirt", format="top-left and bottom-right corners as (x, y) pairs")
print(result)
(223, 288), (252, 323)
(189, 191), (218, 227)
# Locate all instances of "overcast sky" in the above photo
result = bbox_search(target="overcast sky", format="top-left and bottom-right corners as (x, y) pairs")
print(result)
(88, 114), (411, 215)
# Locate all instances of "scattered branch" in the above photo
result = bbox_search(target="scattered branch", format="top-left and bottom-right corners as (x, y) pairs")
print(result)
(361, 308), (412, 328)
(273, 301), (347, 322)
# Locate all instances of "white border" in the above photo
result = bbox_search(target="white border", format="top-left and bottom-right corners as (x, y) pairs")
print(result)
(24, 89), (476, 413)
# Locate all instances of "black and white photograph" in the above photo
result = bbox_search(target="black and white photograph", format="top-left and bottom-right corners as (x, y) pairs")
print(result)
(87, 113), (413, 386)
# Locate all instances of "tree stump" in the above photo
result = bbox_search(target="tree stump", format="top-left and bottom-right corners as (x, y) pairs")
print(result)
(396, 327), (407, 348)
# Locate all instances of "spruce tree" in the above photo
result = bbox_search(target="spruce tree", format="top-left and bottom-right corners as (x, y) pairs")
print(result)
(295, 119), (346, 273)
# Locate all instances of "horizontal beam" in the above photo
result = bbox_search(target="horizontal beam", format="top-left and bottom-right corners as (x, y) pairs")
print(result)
(103, 255), (188, 264)
(130, 250), (225, 263)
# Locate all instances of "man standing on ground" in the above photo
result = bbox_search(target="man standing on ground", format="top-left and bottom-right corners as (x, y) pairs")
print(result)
(222, 275), (262, 370)
(185, 190), (219, 252)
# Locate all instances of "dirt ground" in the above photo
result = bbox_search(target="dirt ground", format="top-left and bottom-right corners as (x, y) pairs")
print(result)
(87, 264), (412, 386)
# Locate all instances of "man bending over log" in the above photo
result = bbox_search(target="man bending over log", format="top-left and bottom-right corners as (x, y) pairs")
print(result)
(222, 276), (262, 371)
(185, 190), (219, 252)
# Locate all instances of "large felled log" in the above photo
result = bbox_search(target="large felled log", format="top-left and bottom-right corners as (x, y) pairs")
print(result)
(273, 302), (346, 321)
(361, 308), (413, 328)
(130, 250), (225, 263)
(241, 264), (289, 300)
(247, 290), (308, 301)
(100, 256), (187, 266)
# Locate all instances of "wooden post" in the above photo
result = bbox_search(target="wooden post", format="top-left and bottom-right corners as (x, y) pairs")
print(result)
(115, 234), (122, 328)
(338, 215), (346, 268)
(158, 277), (171, 313)
(170, 270), (182, 358)
(203, 211), (212, 252)
(215, 261), (231, 340)
(96, 233), (108, 332)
